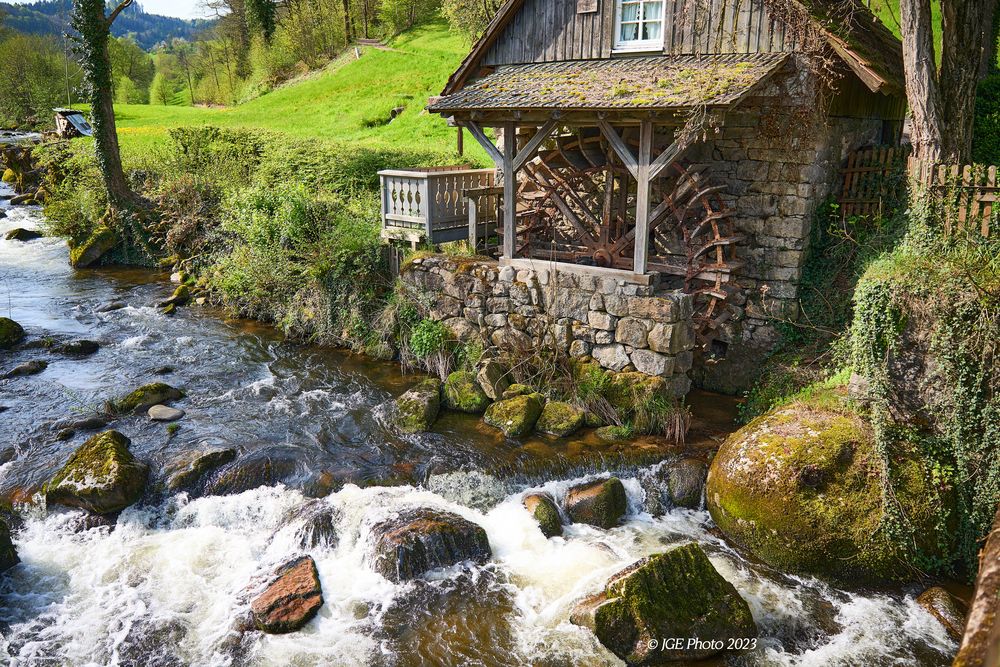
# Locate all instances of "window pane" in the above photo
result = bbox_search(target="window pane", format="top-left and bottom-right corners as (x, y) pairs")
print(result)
(620, 22), (639, 41)
(642, 22), (661, 40)
(644, 2), (663, 20)
(620, 3), (639, 22)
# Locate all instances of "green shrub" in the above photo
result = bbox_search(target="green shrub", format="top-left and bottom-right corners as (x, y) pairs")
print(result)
(973, 74), (1000, 165)
(409, 319), (449, 359)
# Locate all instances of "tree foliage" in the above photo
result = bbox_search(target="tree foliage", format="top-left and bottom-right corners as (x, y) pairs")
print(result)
(0, 32), (68, 127)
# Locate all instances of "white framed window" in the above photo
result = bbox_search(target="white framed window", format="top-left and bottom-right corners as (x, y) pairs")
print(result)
(613, 0), (665, 52)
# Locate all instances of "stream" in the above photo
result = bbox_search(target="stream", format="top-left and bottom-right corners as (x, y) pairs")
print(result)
(0, 182), (958, 666)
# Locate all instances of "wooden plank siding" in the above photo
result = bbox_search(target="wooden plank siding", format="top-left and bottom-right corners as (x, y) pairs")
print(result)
(483, 0), (793, 66)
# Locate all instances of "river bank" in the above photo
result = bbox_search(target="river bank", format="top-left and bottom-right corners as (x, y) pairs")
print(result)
(0, 172), (965, 665)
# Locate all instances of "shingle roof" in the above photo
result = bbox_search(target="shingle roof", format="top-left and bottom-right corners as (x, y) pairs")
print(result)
(429, 53), (789, 113)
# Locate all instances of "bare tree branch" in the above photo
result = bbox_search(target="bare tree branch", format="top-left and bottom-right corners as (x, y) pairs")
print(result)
(106, 0), (134, 27)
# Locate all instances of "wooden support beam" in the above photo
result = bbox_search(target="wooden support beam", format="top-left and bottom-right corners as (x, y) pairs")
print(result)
(502, 120), (516, 260)
(649, 137), (686, 181)
(512, 118), (558, 172)
(598, 120), (639, 180)
(465, 120), (503, 167)
(633, 120), (652, 275)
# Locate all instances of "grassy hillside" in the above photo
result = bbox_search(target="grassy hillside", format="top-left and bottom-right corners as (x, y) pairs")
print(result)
(112, 20), (486, 166)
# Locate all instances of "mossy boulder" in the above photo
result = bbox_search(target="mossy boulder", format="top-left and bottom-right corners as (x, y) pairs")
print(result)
(395, 378), (441, 433)
(158, 284), (191, 308)
(596, 425), (632, 443)
(112, 382), (184, 415)
(570, 543), (757, 664)
(535, 401), (585, 437)
(606, 372), (667, 414)
(4, 227), (42, 242)
(706, 401), (953, 584)
(165, 447), (238, 491)
(0, 317), (25, 349)
(443, 371), (490, 413)
(44, 430), (149, 514)
(484, 392), (544, 437)
(523, 492), (562, 538)
(501, 383), (532, 399)
(0, 518), (18, 573)
(565, 477), (628, 528)
(1, 168), (16, 184)
(69, 226), (117, 269)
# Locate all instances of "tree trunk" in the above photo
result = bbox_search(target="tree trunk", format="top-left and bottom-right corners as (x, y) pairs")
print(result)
(900, 0), (944, 161)
(342, 0), (353, 45)
(71, 0), (143, 211)
(941, 0), (996, 161)
(979, 0), (1000, 79)
(953, 505), (1000, 667)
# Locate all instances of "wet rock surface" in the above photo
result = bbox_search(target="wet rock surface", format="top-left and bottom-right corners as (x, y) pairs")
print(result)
(55, 339), (100, 356)
(0, 518), (18, 572)
(571, 543), (757, 664)
(3, 359), (47, 378)
(369, 507), (492, 582)
(394, 377), (441, 433)
(564, 477), (628, 529)
(523, 493), (562, 538)
(0, 316), (24, 349)
(165, 447), (238, 491)
(44, 430), (149, 515)
(148, 404), (185, 422)
(484, 392), (544, 437)
(917, 586), (967, 640)
(250, 555), (324, 634)
(4, 227), (41, 241)
(640, 458), (707, 515)
(112, 382), (183, 415)
(279, 499), (340, 550)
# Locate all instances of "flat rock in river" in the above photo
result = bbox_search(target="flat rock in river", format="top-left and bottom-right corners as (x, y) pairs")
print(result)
(3, 359), (47, 378)
(250, 555), (324, 634)
(148, 405), (185, 422)
(369, 507), (492, 582)
(4, 227), (42, 241)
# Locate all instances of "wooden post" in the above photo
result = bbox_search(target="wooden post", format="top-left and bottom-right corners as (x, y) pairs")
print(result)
(502, 121), (516, 260)
(457, 127), (464, 157)
(468, 194), (478, 249)
(633, 120), (653, 275)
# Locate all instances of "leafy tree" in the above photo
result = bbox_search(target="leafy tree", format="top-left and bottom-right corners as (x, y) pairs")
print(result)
(0, 33), (65, 127)
(149, 70), (173, 104)
(71, 0), (143, 210)
(441, 0), (502, 41)
(109, 35), (154, 96)
(246, 0), (277, 42)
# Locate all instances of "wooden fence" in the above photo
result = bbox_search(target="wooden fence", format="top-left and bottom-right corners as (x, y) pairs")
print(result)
(838, 147), (995, 238)
(907, 158), (996, 238)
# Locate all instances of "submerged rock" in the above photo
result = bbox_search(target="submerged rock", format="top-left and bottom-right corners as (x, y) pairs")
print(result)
(595, 425), (632, 443)
(523, 493), (562, 538)
(44, 430), (148, 514)
(95, 300), (127, 313)
(165, 447), (238, 491)
(0, 317), (24, 349)
(0, 518), (18, 573)
(250, 555), (324, 634)
(917, 586), (967, 640)
(69, 225), (117, 268)
(394, 377), (441, 433)
(55, 339), (100, 356)
(565, 477), (627, 529)
(570, 543), (757, 664)
(369, 507), (492, 582)
(535, 401), (585, 437)
(148, 405), (185, 422)
(443, 371), (490, 413)
(280, 499), (340, 550)
(113, 382), (183, 415)
(203, 448), (303, 496)
(3, 359), (47, 378)
(706, 400), (953, 583)
(641, 458), (707, 515)
(484, 392), (544, 437)
(4, 227), (42, 241)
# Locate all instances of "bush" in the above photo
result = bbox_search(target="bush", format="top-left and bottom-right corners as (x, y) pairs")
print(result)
(409, 319), (449, 358)
(973, 73), (1000, 165)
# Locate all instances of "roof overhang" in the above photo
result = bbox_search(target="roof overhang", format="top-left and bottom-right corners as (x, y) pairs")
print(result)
(429, 53), (790, 118)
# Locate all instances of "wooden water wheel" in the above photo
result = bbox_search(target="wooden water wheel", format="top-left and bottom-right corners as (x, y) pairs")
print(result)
(504, 126), (743, 346)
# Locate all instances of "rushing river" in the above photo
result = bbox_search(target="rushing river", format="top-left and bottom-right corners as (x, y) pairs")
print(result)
(0, 183), (958, 666)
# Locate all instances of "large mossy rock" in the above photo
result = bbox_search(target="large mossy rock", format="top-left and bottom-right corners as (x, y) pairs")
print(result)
(369, 507), (491, 582)
(484, 392), (545, 437)
(706, 401), (952, 584)
(0, 317), (24, 349)
(606, 372), (667, 414)
(0, 518), (18, 573)
(113, 382), (184, 415)
(570, 543), (757, 665)
(565, 477), (628, 529)
(45, 430), (149, 514)
(535, 401), (585, 437)
(443, 371), (490, 413)
(395, 378), (441, 433)
(69, 226), (117, 268)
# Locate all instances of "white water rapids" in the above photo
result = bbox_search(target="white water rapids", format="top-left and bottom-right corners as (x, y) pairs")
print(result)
(0, 183), (958, 666)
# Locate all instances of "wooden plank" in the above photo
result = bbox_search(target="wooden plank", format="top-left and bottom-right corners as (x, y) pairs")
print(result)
(502, 121), (516, 259)
(958, 164), (972, 232)
(464, 121), (504, 167)
(598, 121), (639, 180)
(633, 120), (653, 275)
(513, 119), (558, 172)
(985, 166), (996, 238)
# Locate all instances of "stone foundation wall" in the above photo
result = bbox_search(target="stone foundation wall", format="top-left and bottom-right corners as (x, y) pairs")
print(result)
(686, 55), (886, 392)
(401, 256), (696, 397)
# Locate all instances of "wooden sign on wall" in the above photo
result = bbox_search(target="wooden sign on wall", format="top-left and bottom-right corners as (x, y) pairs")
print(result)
(577, 0), (598, 13)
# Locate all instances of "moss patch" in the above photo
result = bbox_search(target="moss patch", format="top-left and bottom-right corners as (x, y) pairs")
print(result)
(44, 430), (149, 514)
(0, 518), (18, 572)
(706, 398), (953, 584)
(0, 317), (25, 349)
(69, 226), (118, 269)
(535, 401), (585, 437)
(112, 382), (184, 415)
(395, 377), (442, 433)
(443, 370), (489, 413)
(484, 392), (544, 437)
(523, 493), (562, 538)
